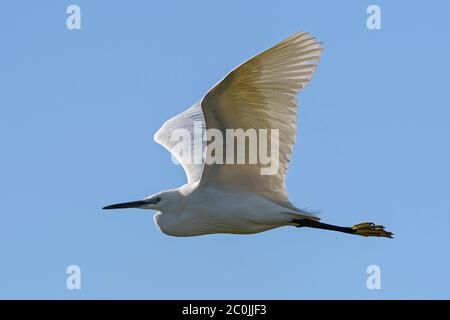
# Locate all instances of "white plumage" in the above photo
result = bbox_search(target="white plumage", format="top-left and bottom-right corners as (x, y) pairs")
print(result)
(104, 32), (393, 239)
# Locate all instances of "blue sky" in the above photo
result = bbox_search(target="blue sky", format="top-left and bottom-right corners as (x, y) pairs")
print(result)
(1, 0), (449, 299)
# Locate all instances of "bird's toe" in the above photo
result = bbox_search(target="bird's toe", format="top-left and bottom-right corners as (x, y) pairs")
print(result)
(352, 222), (394, 238)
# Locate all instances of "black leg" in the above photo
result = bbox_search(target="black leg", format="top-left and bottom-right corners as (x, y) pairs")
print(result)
(292, 219), (394, 238)
(293, 219), (355, 235)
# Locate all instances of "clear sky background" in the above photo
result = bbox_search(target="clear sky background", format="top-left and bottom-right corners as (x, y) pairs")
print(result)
(1, 0), (449, 299)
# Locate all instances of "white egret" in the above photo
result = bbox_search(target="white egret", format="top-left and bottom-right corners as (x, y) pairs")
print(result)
(103, 32), (393, 238)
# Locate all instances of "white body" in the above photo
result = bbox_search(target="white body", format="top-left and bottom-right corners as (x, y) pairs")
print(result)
(153, 183), (312, 237)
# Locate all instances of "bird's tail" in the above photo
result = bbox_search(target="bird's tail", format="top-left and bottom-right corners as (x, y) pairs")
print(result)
(283, 210), (320, 224)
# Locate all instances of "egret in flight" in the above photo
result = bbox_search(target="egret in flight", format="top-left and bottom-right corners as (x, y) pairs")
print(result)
(103, 32), (393, 239)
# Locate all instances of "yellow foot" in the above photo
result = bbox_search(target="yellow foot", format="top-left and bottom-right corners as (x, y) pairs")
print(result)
(352, 222), (394, 238)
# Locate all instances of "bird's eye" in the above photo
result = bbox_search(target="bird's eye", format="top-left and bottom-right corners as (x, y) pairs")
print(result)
(154, 197), (162, 203)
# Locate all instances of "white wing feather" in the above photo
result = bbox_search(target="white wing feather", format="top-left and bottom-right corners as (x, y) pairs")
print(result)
(154, 101), (205, 183)
(154, 32), (322, 213)
(199, 32), (322, 210)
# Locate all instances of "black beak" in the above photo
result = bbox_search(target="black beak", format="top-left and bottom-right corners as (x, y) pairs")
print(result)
(102, 200), (148, 210)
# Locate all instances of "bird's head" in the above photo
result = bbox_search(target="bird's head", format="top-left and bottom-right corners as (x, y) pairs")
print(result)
(102, 189), (182, 212)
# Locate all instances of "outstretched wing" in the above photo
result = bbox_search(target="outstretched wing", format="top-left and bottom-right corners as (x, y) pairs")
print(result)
(154, 101), (206, 183)
(199, 32), (322, 209)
